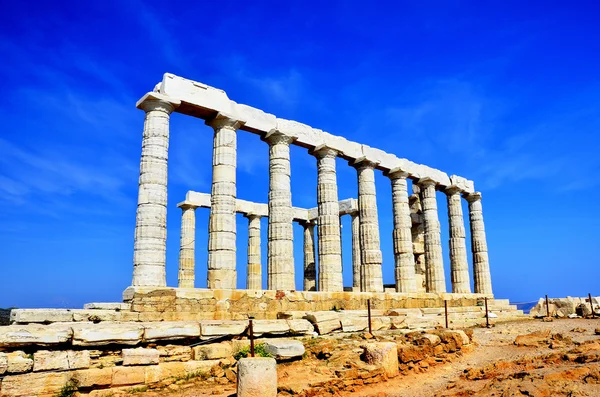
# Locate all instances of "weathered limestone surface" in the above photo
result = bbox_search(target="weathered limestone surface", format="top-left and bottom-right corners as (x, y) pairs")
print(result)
(446, 187), (471, 293)
(237, 357), (277, 397)
(245, 214), (262, 290)
(0, 352), (7, 374)
(122, 348), (160, 366)
(72, 323), (144, 346)
(314, 146), (343, 292)
(362, 342), (399, 378)
(265, 132), (295, 290)
(301, 221), (317, 291)
(10, 309), (73, 324)
(388, 170), (417, 293)
(0, 324), (72, 347)
(143, 321), (200, 341)
(157, 345), (192, 362)
(6, 351), (33, 373)
(178, 204), (196, 288)
(263, 340), (305, 359)
(83, 303), (131, 311)
(192, 342), (232, 360)
(0, 371), (74, 397)
(200, 320), (247, 337)
(418, 178), (446, 293)
(351, 213), (362, 289)
(133, 93), (180, 287)
(353, 159), (383, 292)
(206, 114), (244, 289)
(33, 350), (90, 372)
(465, 192), (493, 294)
(252, 320), (290, 336)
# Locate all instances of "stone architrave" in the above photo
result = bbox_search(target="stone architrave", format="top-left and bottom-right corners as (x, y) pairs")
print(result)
(418, 178), (446, 293)
(445, 186), (471, 293)
(300, 221), (317, 291)
(464, 192), (493, 294)
(387, 170), (417, 292)
(132, 93), (180, 287)
(313, 146), (343, 292)
(178, 204), (197, 288)
(245, 214), (262, 290)
(206, 114), (245, 289)
(264, 131), (295, 290)
(350, 213), (362, 290)
(352, 159), (383, 292)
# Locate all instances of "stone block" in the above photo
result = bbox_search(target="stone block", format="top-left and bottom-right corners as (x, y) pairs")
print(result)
(72, 323), (144, 346)
(112, 365), (145, 386)
(6, 351), (33, 373)
(83, 302), (131, 311)
(10, 309), (73, 324)
(304, 311), (339, 323)
(122, 348), (160, 366)
(0, 324), (73, 348)
(144, 360), (220, 384)
(237, 357), (277, 397)
(0, 352), (7, 375)
(263, 340), (305, 359)
(192, 342), (233, 360)
(68, 350), (91, 369)
(341, 317), (368, 332)
(252, 320), (290, 336)
(157, 345), (192, 362)
(33, 350), (69, 372)
(421, 334), (441, 346)
(72, 310), (121, 322)
(200, 320), (247, 337)
(361, 342), (399, 378)
(73, 367), (113, 387)
(286, 319), (314, 334)
(0, 371), (74, 397)
(143, 321), (200, 341)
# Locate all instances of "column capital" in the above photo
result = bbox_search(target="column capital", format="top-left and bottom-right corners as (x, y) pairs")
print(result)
(444, 185), (463, 196)
(350, 156), (379, 170)
(136, 92), (180, 114)
(310, 144), (338, 159)
(243, 213), (263, 221)
(385, 167), (410, 180)
(206, 112), (246, 131)
(463, 191), (482, 202)
(262, 130), (295, 146)
(417, 177), (438, 188)
(177, 202), (198, 211)
(298, 219), (317, 228)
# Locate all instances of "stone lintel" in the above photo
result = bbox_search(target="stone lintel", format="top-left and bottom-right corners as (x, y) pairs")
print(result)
(135, 92), (181, 111)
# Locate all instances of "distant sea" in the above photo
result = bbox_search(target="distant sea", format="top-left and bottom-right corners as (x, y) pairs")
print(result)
(514, 301), (538, 314)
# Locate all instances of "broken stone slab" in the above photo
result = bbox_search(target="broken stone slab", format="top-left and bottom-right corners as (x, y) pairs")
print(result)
(72, 309), (122, 322)
(192, 341), (233, 360)
(286, 319), (314, 334)
(251, 320), (290, 336)
(237, 357), (277, 397)
(33, 350), (90, 372)
(83, 302), (131, 311)
(10, 309), (74, 324)
(0, 324), (73, 347)
(371, 317), (392, 331)
(304, 312), (341, 335)
(263, 340), (305, 359)
(122, 347), (160, 366)
(6, 350), (33, 373)
(200, 320), (247, 338)
(72, 323), (144, 346)
(361, 342), (399, 378)
(341, 317), (368, 332)
(143, 321), (200, 341)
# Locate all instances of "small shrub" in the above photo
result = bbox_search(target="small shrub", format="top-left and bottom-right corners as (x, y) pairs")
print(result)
(174, 370), (209, 382)
(56, 379), (78, 397)
(233, 343), (272, 360)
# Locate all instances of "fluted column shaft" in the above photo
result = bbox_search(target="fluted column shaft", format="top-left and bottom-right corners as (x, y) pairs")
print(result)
(178, 205), (196, 288)
(132, 95), (178, 287)
(353, 160), (383, 292)
(265, 132), (295, 290)
(465, 192), (493, 295)
(389, 171), (417, 292)
(314, 147), (343, 292)
(351, 213), (362, 290)
(301, 221), (317, 291)
(206, 115), (244, 289)
(246, 215), (262, 290)
(418, 178), (446, 293)
(446, 187), (471, 293)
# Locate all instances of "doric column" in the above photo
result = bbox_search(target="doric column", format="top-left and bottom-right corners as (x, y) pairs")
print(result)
(350, 212), (361, 290)
(417, 177), (446, 293)
(387, 170), (417, 292)
(132, 93), (179, 287)
(301, 221), (317, 291)
(445, 186), (471, 293)
(264, 131), (295, 290)
(206, 114), (245, 290)
(178, 204), (196, 288)
(464, 192), (493, 295)
(245, 214), (262, 290)
(352, 159), (383, 292)
(312, 146), (343, 292)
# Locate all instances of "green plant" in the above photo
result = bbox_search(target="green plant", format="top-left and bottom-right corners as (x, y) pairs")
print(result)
(26, 353), (34, 360)
(233, 343), (272, 360)
(174, 370), (209, 382)
(56, 379), (79, 397)
(127, 386), (148, 394)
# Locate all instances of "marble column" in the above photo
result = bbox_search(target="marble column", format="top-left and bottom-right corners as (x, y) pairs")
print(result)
(350, 212), (362, 290)
(464, 192), (493, 295)
(132, 93), (179, 287)
(245, 214), (262, 290)
(206, 114), (245, 290)
(352, 159), (383, 292)
(301, 221), (317, 291)
(388, 170), (417, 292)
(445, 186), (471, 294)
(178, 204), (196, 288)
(264, 131), (295, 290)
(418, 178), (446, 293)
(313, 146), (343, 292)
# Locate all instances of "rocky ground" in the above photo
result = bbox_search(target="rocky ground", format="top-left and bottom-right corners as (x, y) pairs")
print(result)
(131, 318), (600, 397)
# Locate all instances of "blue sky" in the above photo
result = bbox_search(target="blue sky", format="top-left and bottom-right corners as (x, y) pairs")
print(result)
(1, 1), (599, 308)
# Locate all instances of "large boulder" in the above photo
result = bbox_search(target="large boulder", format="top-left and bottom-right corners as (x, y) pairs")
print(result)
(263, 340), (305, 359)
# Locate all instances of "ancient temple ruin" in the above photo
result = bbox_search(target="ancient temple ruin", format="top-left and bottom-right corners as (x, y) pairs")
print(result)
(128, 73), (493, 311)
